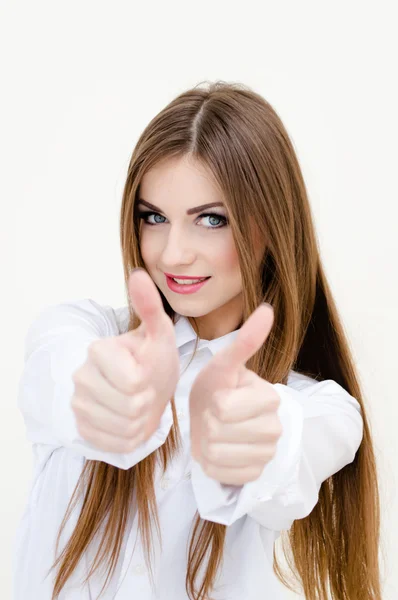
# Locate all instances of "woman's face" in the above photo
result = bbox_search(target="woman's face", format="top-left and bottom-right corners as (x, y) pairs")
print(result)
(137, 154), (265, 340)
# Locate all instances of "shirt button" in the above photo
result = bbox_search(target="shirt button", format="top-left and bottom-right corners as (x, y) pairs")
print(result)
(132, 563), (146, 575)
(160, 476), (170, 490)
(177, 409), (185, 419)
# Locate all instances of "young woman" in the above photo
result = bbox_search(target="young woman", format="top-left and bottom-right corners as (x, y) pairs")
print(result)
(13, 81), (381, 599)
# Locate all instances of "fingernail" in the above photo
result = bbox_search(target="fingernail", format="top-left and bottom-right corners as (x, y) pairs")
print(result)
(262, 302), (273, 310)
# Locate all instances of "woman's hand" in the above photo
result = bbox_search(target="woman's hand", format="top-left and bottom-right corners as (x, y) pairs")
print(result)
(189, 303), (283, 486)
(71, 268), (180, 453)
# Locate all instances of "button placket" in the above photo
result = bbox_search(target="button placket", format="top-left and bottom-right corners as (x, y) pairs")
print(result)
(114, 514), (152, 599)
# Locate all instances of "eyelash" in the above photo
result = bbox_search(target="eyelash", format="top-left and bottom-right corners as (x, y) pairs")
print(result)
(137, 210), (229, 230)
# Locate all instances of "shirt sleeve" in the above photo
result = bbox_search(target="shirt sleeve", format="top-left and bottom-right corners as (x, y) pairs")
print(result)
(17, 299), (174, 470)
(190, 378), (364, 529)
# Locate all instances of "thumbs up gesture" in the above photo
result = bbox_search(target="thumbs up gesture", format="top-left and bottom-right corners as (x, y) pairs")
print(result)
(71, 268), (180, 453)
(189, 304), (283, 486)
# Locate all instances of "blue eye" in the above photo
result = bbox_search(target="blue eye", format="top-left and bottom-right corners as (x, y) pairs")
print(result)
(137, 211), (228, 230)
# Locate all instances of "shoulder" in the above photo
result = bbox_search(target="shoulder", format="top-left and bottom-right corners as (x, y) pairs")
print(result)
(286, 370), (362, 416)
(25, 299), (130, 350)
(287, 370), (320, 390)
(286, 369), (351, 397)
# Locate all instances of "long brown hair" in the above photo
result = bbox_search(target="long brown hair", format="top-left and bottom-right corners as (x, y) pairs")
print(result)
(48, 81), (382, 599)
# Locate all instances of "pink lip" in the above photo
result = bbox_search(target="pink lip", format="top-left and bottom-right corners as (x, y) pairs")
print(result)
(165, 274), (211, 294)
(164, 272), (209, 280)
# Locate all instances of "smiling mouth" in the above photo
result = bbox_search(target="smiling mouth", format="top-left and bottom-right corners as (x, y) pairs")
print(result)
(168, 277), (210, 283)
(165, 274), (212, 293)
(164, 273), (210, 281)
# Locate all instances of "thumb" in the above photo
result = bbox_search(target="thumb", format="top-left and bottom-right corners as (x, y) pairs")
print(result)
(127, 268), (170, 339)
(210, 303), (274, 388)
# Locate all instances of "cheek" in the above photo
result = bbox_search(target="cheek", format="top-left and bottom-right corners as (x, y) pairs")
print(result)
(139, 229), (155, 261)
(213, 238), (240, 272)
(225, 247), (240, 270)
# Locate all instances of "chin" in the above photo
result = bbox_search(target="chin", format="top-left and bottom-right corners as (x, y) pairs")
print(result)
(172, 306), (209, 318)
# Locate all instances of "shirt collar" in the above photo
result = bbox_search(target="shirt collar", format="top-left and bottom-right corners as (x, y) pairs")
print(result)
(174, 313), (239, 358)
(118, 306), (294, 380)
(117, 306), (239, 358)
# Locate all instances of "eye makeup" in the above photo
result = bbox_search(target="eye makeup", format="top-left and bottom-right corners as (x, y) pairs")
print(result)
(136, 210), (229, 230)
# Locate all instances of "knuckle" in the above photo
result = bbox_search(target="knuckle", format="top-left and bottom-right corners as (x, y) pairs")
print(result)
(125, 393), (149, 419)
(121, 428), (146, 452)
(72, 395), (93, 421)
(120, 364), (145, 394)
(124, 436), (143, 453)
(269, 392), (281, 409)
(212, 394), (227, 421)
(70, 394), (79, 410)
(206, 443), (220, 464)
(269, 415), (283, 439)
(88, 339), (103, 360)
(248, 466), (263, 482)
(204, 412), (219, 441)
(71, 394), (85, 413)
(254, 463), (264, 477)
(124, 417), (141, 438)
(73, 373), (96, 398)
(72, 367), (86, 386)
(202, 459), (214, 477)
(125, 402), (139, 420)
(258, 414), (282, 441)
(119, 440), (135, 453)
(76, 420), (91, 440)
(264, 444), (277, 461)
(120, 376), (139, 395)
(273, 421), (283, 439)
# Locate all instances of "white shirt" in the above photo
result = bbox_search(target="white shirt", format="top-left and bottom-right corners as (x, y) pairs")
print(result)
(13, 299), (364, 599)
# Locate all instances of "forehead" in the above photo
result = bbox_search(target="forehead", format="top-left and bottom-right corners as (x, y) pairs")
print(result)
(139, 155), (223, 201)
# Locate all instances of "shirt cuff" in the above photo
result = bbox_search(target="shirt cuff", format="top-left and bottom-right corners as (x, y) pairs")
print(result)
(190, 383), (304, 526)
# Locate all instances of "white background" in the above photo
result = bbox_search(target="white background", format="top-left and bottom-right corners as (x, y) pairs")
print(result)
(1, 1), (397, 598)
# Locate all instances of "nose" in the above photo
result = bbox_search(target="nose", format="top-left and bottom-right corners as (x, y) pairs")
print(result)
(161, 226), (196, 265)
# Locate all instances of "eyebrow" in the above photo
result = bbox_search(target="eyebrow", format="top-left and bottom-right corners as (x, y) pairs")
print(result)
(137, 198), (225, 215)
